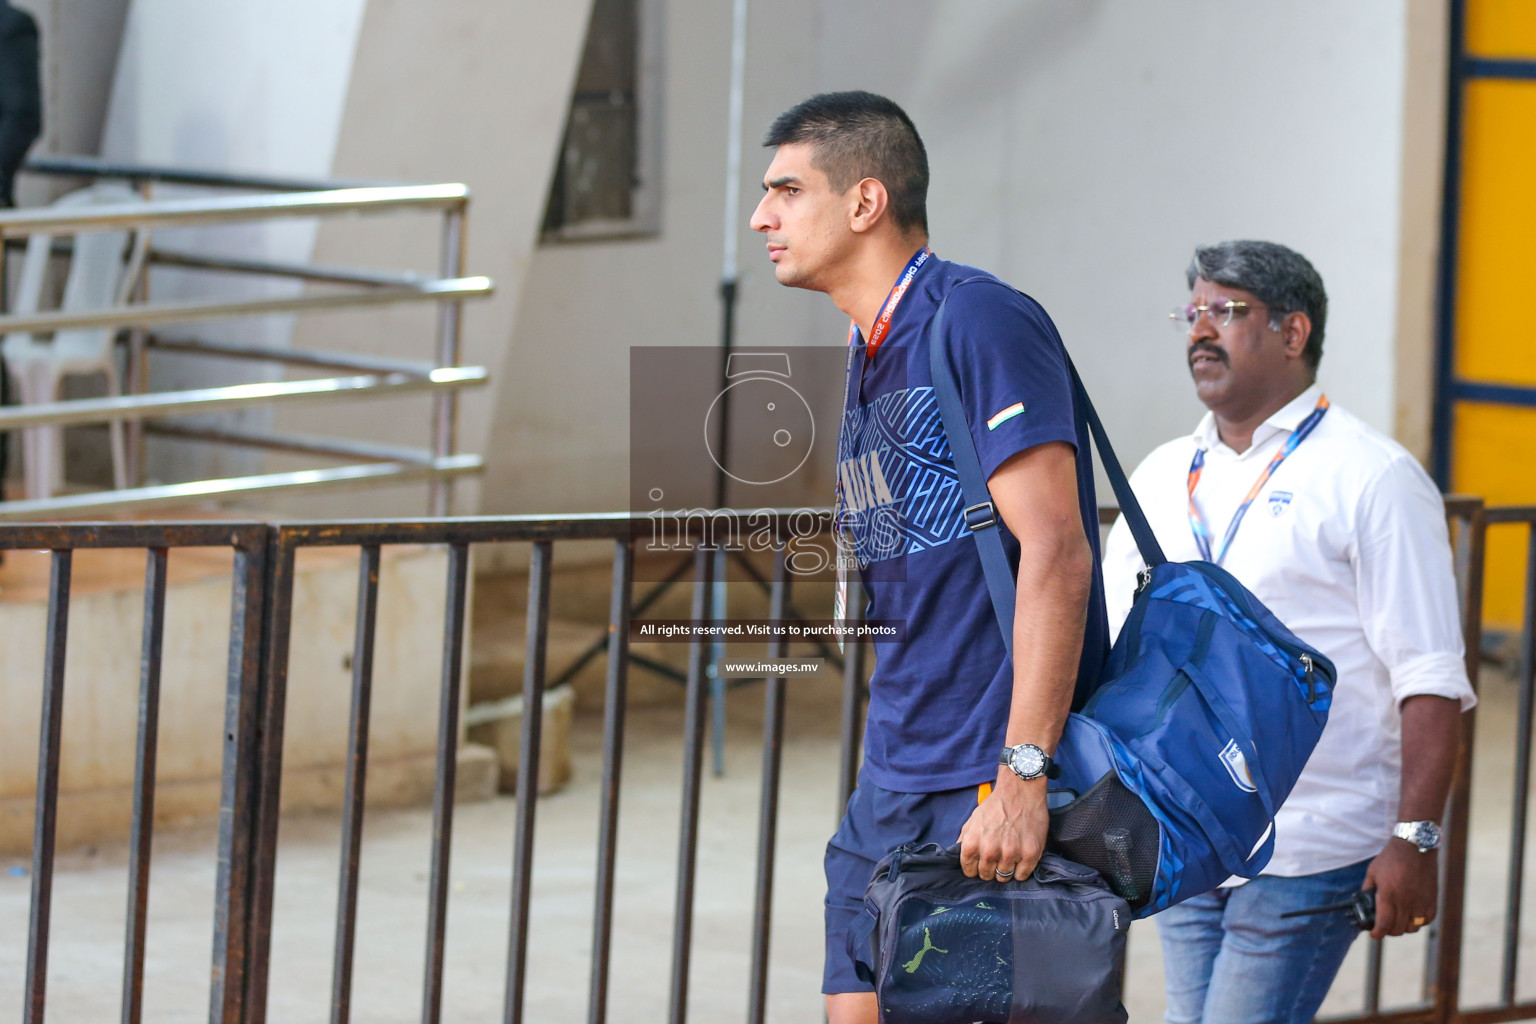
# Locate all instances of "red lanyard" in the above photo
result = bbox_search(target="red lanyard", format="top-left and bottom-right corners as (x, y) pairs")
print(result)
(835, 248), (931, 637)
(847, 247), (932, 358)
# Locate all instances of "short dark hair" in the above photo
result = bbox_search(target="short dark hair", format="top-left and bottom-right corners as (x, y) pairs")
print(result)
(1186, 240), (1328, 371)
(763, 91), (929, 235)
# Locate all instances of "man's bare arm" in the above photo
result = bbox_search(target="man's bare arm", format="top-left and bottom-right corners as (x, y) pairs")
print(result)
(958, 441), (1094, 881)
(1366, 694), (1461, 937)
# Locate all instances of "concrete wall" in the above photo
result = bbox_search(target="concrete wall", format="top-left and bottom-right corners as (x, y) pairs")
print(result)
(97, 0), (368, 484)
(82, 0), (592, 511)
(885, 1), (1411, 459)
(488, 0), (1437, 516)
(269, 0), (594, 519)
(1393, 0), (1451, 462)
(481, 0), (837, 516)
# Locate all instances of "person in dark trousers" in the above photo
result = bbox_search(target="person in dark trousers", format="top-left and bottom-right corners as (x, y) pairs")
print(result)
(749, 91), (1108, 1024)
(0, 0), (39, 207)
(0, 0), (43, 501)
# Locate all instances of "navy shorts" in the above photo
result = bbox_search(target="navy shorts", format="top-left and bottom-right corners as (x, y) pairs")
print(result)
(822, 779), (989, 994)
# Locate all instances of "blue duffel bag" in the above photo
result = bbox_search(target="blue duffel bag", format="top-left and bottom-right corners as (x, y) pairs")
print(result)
(855, 844), (1129, 1024)
(929, 292), (1337, 917)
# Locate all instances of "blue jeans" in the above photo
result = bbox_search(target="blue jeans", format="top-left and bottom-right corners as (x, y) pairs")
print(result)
(1155, 859), (1372, 1024)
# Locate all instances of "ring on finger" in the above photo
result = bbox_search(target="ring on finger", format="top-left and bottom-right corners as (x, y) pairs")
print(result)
(995, 867), (1015, 879)
(1412, 916), (1427, 927)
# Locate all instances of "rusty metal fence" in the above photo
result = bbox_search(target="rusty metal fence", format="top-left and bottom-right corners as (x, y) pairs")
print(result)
(0, 522), (268, 1024)
(1321, 497), (1490, 1024)
(1439, 502), (1536, 1024)
(1, 512), (846, 1024)
(2, 500), (1533, 1024)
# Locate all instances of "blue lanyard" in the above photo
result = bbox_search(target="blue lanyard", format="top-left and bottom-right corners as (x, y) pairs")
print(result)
(1187, 396), (1329, 565)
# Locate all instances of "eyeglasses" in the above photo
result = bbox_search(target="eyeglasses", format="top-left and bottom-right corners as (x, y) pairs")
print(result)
(1169, 300), (1274, 333)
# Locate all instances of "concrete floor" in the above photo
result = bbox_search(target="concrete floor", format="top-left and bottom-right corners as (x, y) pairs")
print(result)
(3, 662), (1534, 1022)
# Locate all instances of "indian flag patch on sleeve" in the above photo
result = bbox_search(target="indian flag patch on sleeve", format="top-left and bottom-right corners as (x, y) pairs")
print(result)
(986, 402), (1025, 430)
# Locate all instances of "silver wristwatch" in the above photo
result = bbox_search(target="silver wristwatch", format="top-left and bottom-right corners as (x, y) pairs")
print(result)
(998, 743), (1061, 782)
(1392, 820), (1442, 853)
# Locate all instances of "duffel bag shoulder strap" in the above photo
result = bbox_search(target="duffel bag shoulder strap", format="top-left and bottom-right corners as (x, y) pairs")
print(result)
(927, 291), (1166, 653)
(1063, 359), (1165, 567)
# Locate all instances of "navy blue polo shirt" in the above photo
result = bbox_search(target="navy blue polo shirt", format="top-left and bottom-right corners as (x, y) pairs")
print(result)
(836, 255), (1109, 792)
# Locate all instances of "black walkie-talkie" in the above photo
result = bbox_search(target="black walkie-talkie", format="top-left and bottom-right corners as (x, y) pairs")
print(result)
(1278, 889), (1376, 931)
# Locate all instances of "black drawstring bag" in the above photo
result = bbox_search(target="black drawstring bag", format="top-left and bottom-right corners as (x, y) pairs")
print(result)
(853, 844), (1128, 1024)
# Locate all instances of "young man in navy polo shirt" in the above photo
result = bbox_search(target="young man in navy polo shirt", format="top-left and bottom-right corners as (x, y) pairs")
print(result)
(750, 91), (1109, 1023)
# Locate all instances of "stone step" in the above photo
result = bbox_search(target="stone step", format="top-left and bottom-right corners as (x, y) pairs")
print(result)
(465, 685), (577, 796)
(471, 551), (702, 629)
(467, 551), (840, 712)
(470, 549), (823, 630)
(468, 617), (688, 711)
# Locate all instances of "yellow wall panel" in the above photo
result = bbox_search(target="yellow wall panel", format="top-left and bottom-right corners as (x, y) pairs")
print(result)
(1454, 80), (1536, 387)
(1452, 401), (1536, 628)
(1468, 0), (1536, 58)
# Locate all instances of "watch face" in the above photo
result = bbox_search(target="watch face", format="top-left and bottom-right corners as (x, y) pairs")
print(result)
(1399, 821), (1442, 850)
(1009, 745), (1045, 778)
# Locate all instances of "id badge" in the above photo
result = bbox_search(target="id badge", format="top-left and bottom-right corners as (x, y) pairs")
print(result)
(833, 523), (859, 654)
(833, 572), (846, 655)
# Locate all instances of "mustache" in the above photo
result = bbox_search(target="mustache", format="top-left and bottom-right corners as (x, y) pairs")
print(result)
(1188, 342), (1229, 369)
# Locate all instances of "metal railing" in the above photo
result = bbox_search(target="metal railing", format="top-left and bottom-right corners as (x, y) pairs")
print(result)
(1448, 503), (1536, 1024)
(1320, 496), (1489, 1024)
(1105, 497), (1532, 1024)
(250, 513), (848, 1024)
(1, 511), (851, 1024)
(1, 156), (493, 518)
(0, 520), (269, 1024)
(5, 499), (1534, 1024)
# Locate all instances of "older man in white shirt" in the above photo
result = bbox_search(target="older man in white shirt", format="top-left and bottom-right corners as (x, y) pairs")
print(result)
(1101, 240), (1475, 1024)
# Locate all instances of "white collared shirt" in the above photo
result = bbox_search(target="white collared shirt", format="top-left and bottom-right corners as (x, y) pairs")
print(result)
(1101, 384), (1476, 878)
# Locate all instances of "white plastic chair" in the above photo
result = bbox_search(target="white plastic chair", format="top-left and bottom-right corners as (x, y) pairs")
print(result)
(2, 183), (146, 499)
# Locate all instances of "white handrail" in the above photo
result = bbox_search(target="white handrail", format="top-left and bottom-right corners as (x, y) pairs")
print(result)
(0, 184), (470, 237)
(0, 367), (486, 429)
(0, 455), (484, 520)
(0, 168), (487, 516)
(0, 275), (491, 334)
